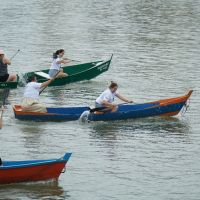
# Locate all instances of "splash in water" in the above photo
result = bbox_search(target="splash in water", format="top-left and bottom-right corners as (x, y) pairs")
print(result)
(79, 110), (90, 123)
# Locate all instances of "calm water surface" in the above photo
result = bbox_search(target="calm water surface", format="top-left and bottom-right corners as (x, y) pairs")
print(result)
(0, 0), (200, 199)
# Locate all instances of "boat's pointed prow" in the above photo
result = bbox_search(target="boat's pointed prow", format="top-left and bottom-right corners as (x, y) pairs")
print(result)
(62, 153), (72, 161)
(110, 54), (113, 60)
(186, 90), (193, 98)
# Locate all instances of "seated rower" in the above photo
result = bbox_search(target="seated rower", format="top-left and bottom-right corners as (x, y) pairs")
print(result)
(49, 49), (71, 79)
(21, 75), (54, 113)
(0, 50), (17, 82)
(95, 82), (133, 112)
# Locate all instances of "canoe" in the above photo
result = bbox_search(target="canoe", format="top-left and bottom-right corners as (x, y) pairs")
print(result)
(0, 81), (18, 89)
(0, 152), (72, 184)
(0, 75), (19, 89)
(24, 55), (113, 86)
(13, 90), (193, 122)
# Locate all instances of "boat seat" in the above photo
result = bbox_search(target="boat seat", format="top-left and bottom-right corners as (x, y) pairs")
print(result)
(95, 61), (104, 67)
(35, 72), (50, 79)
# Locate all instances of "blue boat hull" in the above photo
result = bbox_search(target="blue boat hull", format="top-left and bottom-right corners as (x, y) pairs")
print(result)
(13, 90), (193, 122)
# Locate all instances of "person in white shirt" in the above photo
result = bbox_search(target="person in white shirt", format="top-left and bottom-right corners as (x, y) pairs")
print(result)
(21, 75), (54, 113)
(49, 49), (71, 78)
(95, 82), (133, 112)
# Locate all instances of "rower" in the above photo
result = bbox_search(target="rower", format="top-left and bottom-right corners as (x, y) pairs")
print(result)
(0, 50), (17, 82)
(95, 82), (133, 112)
(49, 49), (71, 78)
(21, 75), (54, 113)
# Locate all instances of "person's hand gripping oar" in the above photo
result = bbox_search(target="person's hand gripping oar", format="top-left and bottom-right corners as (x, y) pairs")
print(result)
(39, 71), (61, 95)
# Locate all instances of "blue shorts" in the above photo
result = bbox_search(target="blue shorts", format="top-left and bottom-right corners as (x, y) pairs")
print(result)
(49, 69), (59, 78)
(95, 102), (103, 108)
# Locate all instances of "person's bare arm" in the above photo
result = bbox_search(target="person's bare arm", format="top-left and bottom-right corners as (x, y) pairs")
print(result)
(57, 59), (70, 65)
(102, 100), (117, 107)
(3, 58), (11, 65)
(116, 93), (133, 103)
(41, 78), (54, 88)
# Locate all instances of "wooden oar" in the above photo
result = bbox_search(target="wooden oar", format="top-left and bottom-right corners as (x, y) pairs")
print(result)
(0, 89), (10, 129)
(64, 58), (81, 62)
(39, 71), (61, 95)
(89, 107), (107, 113)
(89, 102), (131, 113)
(10, 49), (20, 61)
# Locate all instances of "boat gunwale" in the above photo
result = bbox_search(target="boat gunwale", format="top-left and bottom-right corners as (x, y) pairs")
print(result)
(0, 153), (72, 170)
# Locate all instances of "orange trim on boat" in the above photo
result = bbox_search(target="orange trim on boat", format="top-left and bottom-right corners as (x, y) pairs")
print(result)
(160, 111), (179, 117)
(151, 90), (193, 107)
(13, 105), (55, 116)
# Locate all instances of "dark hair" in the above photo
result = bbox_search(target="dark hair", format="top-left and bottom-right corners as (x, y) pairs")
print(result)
(27, 75), (36, 83)
(109, 81), (118, 89)
(53, 49), (65, 59)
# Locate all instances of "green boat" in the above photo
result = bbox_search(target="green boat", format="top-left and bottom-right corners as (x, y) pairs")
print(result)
(0, 75), (19, 89)
(0, 81), (18, 89)
(24, 55), (113, 86)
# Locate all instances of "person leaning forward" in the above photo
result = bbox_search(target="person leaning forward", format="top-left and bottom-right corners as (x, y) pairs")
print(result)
(21, 75), (54, 113)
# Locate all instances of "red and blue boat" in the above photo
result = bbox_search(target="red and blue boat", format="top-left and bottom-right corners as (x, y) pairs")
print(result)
(13, 90), (193, 122)
(0, 153), (72, 184)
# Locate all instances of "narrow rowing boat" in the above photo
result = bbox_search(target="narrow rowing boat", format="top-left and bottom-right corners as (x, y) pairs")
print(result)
(13, 90), (193, 122)
(24, 55), (113, 86)
(0, 75), (19, 89)
(0, 152), (72, 184)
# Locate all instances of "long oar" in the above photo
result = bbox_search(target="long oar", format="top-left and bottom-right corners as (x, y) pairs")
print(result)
(79, 103), (132, 122)
(89, 102), (131, 113)
(0, 89), (10, 129)
(64, 58), (81, 62)
(10, 49), (20, 61)
(39, 71), (61, 95)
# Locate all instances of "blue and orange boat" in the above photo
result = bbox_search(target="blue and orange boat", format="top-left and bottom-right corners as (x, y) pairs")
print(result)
(0, 153), (72, 184)
(13, 90), (193, 122)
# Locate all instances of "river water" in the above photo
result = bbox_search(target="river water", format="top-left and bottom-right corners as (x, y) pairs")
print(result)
(0, 0), (200, 199)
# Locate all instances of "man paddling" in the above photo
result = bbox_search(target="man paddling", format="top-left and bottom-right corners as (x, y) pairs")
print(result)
(95, 82), (133, 112)
(0, 50), (17, 82)
(21, 75), (54, 113)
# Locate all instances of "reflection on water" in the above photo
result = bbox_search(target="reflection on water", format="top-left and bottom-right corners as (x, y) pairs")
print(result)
(91, 116), (190, 137)
(0, 181), (69, 200)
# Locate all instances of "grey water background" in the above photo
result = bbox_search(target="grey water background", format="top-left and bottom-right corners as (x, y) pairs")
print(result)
(0, 0), (200, 199)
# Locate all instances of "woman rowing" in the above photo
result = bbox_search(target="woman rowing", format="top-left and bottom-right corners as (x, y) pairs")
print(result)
(49, 49), (71, 78)
(95, 82), (133, 112)
(0, 50), (17, 82)
(21, 75), (54, 113)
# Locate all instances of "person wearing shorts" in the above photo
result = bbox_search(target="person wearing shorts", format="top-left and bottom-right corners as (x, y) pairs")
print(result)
(49, 49), (71, 78)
